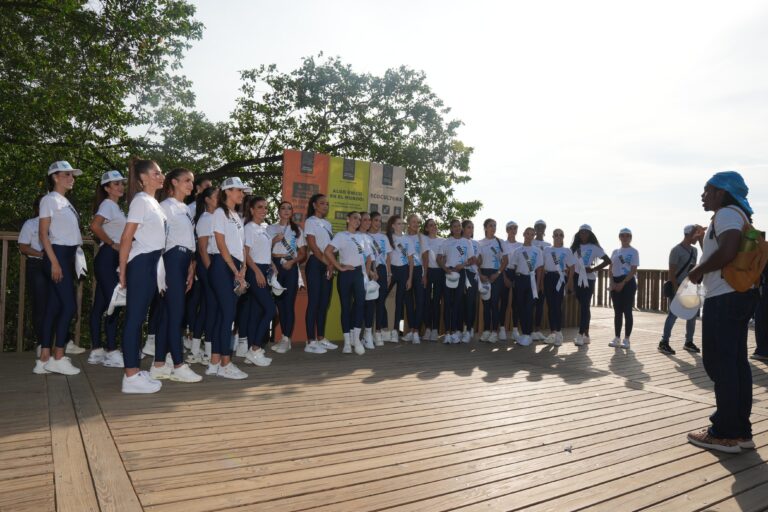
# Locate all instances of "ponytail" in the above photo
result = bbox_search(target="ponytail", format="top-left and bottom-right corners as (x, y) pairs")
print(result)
(194, 186), (218, 225)
(127, 157), (157, 205)
(386, 214), (401, 248)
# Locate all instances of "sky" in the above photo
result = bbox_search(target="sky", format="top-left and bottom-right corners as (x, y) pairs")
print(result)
(179, 0), (768, 268)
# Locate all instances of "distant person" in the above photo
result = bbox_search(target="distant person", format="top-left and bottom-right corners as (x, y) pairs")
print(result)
(753, 265), (768, 362)
(542, 228), (575, 346)
(570, 225), (611, 346)
(658, 224), (704, 355)
(687, 171), (758, 454)
(531, 219), (551, 341)
(18, 195), (46, 352)
(508, 227), (543, 347)
(500, 221), (522, 341)
(608, 228), (639, 349)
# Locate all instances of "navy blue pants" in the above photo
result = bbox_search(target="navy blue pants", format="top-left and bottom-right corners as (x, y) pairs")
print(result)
(575, 279), (596, 334)
(197, 254), (215, 344)
(374, 265), (389, 330)
(305, 255), (332, 340)
(273, 257), (298, 337)
(425, 267), (444, 331)
(26, 258), (48, 347)
(235, 292), (249, 337)
(702, 290), (758, 439)
(90, 245), (120, 350)
(390, 265), (408, 331)
(544, 272), (565, 332)
(514, 274), (536, 335)
(406, 265), (425, 331)
(337, 267), (365, 333)
(443, 268), (466, 332)
(481, 269), (502, 331)
(755, 279), (768, 357)
(245, 263), (276, 348)
(209, 254), (239, 356)
(156, 247), (192, 365)
(185, 278), (202, 337)
(147, 292), (161, 336)
(534, 295), (544, 330)
(611, 276), (637, 338)
(464, 270), (478, 331)
(41, 245), (77, 349)
(122, 250), (162, 368)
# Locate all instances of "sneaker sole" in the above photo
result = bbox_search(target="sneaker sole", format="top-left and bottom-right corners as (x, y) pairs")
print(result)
(687, 435), (741, 453)
(122, 386), (162, 394)
(169, 375), (203, 383)
(102, 362), (125, 368)
(684, 346), (701, 353)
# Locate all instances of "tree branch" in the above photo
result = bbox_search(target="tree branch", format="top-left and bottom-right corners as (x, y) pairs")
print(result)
(199, 155), (284, 180)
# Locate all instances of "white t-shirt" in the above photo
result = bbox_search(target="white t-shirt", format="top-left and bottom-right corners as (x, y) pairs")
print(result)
(368, 232), (392, 267)
(304, 216), (333, 254)
(574, 243), (606, 280)
(211, 207), (245, 261)
(195, 212), (217, 254)
(161, 198), (195, 252)
(504, 241), (522, 270)
(424, 237), (444, 268)
(533, 239), (552, 250)
(245, 222), (272, 264)
(19, 217), (43, 256)
(440, 237), (476, 268)
(510, 245), (544, 275)
(127, 192), (167, 262)
(467, 239), (480, 274)
(39, 191), (82, 246)
(187, 202), (196, 220)
(94, 199), (126, 245)
(611, 247), (640, 277)
(360, 233), (377, 264)
(544, 246), (577, 273)
(267, 223), (306, 259)
(390, 234), (415, 267)
(329, 231), (366, 267)
(702, 206), (747, 298)
(407, 234), (425, 268)
(479, 238), (506, 270)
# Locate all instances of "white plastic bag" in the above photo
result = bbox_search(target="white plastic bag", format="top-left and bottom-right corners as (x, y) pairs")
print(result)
(670, 277), (704, 320)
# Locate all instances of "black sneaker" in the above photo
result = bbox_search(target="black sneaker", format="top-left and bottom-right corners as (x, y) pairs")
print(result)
(683, 342), (700, 353)
(658, 342), (676, 355)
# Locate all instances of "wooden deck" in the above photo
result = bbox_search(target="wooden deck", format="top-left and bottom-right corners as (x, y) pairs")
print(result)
(2, 309), (768, 512)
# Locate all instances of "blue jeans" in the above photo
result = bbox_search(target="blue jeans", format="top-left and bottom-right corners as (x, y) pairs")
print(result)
(245, 263), (276, 348)
(662, 307), (697, 344)
(544, 271), (565, 332)
(273, 257), (298, 337)
(26, 258), (48, 346)
(197, 254), (216, 344)
(156, 247), (192, 365)
(209, 254), (239, 356)
(305, 255), (332, 340)
(702, 290), (758, 439)
(611, 276), (637, 338)
(406, 265), (425, 331)
(575, 279), (596, 335)
(754, 280), (768, 357)
(41, 245), (78, 349)
(481, 269), (502, 331)
(90, 245), (120, 350)
(337, 267), (365, 333)
(122, 250), (162, 368)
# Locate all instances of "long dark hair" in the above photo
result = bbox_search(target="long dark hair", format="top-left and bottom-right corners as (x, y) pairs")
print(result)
(279, 200), (300, 238)
(217, 187), (240, 219)
(127, 157), (158, 205)
(722, 191), (754, 222)
(386, 214), (401, 248)
(187, 176), (211, 205)
(92, 181), (110, 215)
(243, 196), (267, 225)
(570, 230), (601, 253)
(194, 186), (218, 225)
(306, 193), (326, 218)
(422, 217), (436, 235)
(160, 168), (193, 202)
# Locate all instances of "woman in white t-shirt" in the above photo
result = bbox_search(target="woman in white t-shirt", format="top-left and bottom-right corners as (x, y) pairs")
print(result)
(207, 177), (250, 380)
(304, 193), (336, 354)
(608, 228), (640, 349)
(509, 227), (544, 347)
(358, 211), (380, 349)
(18, 196), (46, 353)
(501, 221), (522, 341)
(118, 158), (166, 393)
(477, 219), (508, 343)
(35, 161), (84, 376)
(268, 201), (307, 353)
(438, 219), (476, 344)
(88, 170), (127, 368)
(404, 214), (426, 344)
(422, 218), (444, 341)
(570, 224), (611, 345)
(242, 196), (277, 367)
(368, 212), (392, 345)
(462, 220), (480, 343)
(325, 212), (368, 355)
(542, 229), (575, 346)
(386, 214), (414, 342)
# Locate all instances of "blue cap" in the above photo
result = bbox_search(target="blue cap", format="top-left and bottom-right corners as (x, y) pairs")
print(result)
(707, 170), (753, 215)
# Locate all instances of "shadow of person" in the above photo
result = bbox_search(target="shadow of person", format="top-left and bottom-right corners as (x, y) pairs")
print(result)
(716, 447), (768, 510)
(608, 347), (650, 389)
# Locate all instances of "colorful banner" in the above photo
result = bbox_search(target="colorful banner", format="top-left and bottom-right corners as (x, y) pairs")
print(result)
(327, 157), (370, 233)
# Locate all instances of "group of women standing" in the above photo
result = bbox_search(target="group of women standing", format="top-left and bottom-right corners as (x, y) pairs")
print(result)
(25, 159), (640, 395)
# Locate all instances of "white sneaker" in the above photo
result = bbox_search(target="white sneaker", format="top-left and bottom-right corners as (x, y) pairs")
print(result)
(442, 333), (454, 345)
(609, 337), (621, 347)
(469, 328), (475, 338)
(556, 332), (564, 345)
(389, 330), (400, 343)
(574, 334), (584, 346)
(170, 364), (203, 382)
(204, 341), (212, 360)
(235, 340), (248, 357)
(304, 340), (327, 354)
(412, 333), (421, 344)
(88, 348), (106, 365)
(622, 338), (631, 349)
(517, 335), (532, 347)
(461, 331), (471, 343)
(272, 338), (291, 354)
(364, 329), (375, 349)
(583, 335), (591, 345)
(44, 356), (80, 375)
(374, 331), (384, 347)
(36, 344), (41, 358)
(217, 362), (248, 379)
(142, 337), (155, 357)
(102, 350), (125, 368)
(122, 371), (162, 394)
(245, 348), (272, 367)
(452, 332), (462, 344)
(342, 333), (353, 354)
(65, 340), (86, 355)
(318, 338), (338, 350)
(149, 364), (172, 380)
(33, 360), (51, 374)
(488, 332), (499, 343)
(185, 352), (205, 364)
(498, 327), (508, 341)
(402, 331), (413, 342)
(480, 331), (491, 342)
(183, 337), (192, 351)
(544, 334), (558, 345)
(352, 334), (365, 355)
(531, 331), (545, 341)
(205, 362), (220, 375)
(422, 328), (432, 341)
(511, 328), (521, 341)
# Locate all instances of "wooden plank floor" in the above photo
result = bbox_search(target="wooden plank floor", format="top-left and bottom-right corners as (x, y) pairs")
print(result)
(2, 308), (768, 511)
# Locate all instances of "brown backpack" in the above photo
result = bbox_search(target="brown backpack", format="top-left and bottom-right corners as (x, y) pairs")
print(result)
(718, 206), (768, 292)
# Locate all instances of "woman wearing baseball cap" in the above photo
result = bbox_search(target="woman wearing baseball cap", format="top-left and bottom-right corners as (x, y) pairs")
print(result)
(570, 224), (611, 346)
(608, 228), (640, 349)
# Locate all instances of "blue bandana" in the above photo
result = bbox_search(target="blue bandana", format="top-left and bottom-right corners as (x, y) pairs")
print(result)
(707, 171), (753, 215)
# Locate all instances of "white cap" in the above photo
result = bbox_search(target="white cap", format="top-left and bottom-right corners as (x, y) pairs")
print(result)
(269, 274), (285, 296)
(365, 279), (380, 301)
(505, 220), (518, 229)
(48, 161), (82, 176)
(221, 177), (253, 194)
(684, 224), (696, 235)
(100, 170), (126, 185)
(479, 281), (491, 301)
(445, 271), (460, 289)
(619, 227), (632, 235)
(579, 224), (592, 232)
(534, 219), (546, 227)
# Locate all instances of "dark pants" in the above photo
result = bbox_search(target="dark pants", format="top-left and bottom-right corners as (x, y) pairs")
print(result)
(406, 265), (425, 331)
(702, 290), (758, 439)
(147, 292), (161, 336)
(26, 258), (47, 347)
(611, 276), (637, 338)
(514, 274), (535, 335)
(390, 265), (409, 331)
(41, 245), (77, 349)
(754, 280), (768, 357)
(464, 270), (478, 331)
(185, 278), (202, 337)
(544, 271), (565, 332)
(500, 269), (512, 329)
(425, 267), (444, 331)
(337, 267), (365, 333)
(481, 269), (503, 331)
(305, 255), (332, 340)
(197, 254), (216, 344)
(209, 254), (239, 356)
(122, 250), (162, 368)
(575, 279), (596, 334)
(443, 268), (466, 332)
(245, 263), (276, 348)
(375, 265), (389, 330)
(273, 257), (299, 337)
(534, 296), (544, 331)
(89, 245), (120, 350)
(156, 247), (191, 365)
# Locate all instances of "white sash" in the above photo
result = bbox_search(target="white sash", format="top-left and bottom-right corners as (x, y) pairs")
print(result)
(157, 257), (167, 293)
(575, 256), (589, 288)
(74, 247), (87, 278)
